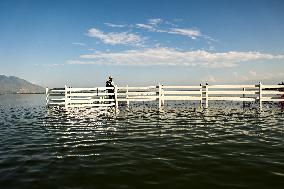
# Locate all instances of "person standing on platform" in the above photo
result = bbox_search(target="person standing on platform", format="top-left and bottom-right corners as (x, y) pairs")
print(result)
(106, 76), (115, 100)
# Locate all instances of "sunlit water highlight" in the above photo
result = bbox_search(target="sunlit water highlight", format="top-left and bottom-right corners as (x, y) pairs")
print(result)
(0, 94), (284, 189)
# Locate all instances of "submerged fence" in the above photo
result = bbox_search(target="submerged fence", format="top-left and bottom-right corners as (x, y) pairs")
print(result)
(46, 83), (284, 110)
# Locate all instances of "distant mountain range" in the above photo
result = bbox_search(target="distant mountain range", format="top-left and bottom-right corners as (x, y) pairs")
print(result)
(0, 75), (45, 94)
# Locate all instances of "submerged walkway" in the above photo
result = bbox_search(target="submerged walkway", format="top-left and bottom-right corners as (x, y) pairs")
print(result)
(46, 82), (284, 111)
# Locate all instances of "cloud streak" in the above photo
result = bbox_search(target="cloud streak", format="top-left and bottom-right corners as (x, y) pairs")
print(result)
(136, 23), (155, 30)
(148, 18), (163, 25)
(72, 42), (86, 46)
(134, 18), (209, 40)
(104, 23), (126, 28)
(89, 18), (213, 47)
(67, 48), (284, 68)
(87, 28), (143, 46)
(168, 28), (201, 39)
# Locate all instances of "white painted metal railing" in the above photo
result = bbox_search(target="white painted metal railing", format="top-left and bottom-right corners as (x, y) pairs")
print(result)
(159, 85), (203, 108)
(46, 83), (284, 110)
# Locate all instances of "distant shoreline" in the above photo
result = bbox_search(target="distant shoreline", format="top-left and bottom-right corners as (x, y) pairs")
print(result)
(0, 93), (45, 95)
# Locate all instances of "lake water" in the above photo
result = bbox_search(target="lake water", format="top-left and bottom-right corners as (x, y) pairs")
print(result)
(0, 94), (284, 189)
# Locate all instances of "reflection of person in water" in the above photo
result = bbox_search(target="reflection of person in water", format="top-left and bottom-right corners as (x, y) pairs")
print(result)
(106, 76), (115, 99)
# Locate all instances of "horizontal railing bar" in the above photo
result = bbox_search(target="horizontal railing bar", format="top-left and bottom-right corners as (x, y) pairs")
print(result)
(262, 98), (284, 102)
(208, 85), (257, 88)
(68, 97), (92, 100)
(48, 102), (65, 105)
(67, 93), (114, 96)
(117, 86), (157, 90)
(162, 86), (202, 89)
(48, 94), (65, 96)
(68, 104), (115, 107)
(208, 91), (258, 95)
(126, 96), (158, 99)
(118, 90), (159, 93)
(117, 98), (156, 102)
(164, 96), (202, 100)
(125, 92), (157, 95)
(49, 90), (65, 92)
(262, 85), (284, 88)
(164, 91), (202, 95)
(117, 92), (154, 97)
(67, 87), (114, 91)
(49, 98), (65, 101)
(261, 96), (284, 99)
(51, 88), (65, 90)
(261, 91), (284, 95)
(69, 99), (114, 103)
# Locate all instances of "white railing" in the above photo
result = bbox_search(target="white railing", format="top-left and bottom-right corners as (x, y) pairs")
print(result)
(117, 85), (158, 107)
(46, 83), (284, 110)
(46, 85), (117, 109)
(159, 85), (202, 108)
(46, 87), (65, 107)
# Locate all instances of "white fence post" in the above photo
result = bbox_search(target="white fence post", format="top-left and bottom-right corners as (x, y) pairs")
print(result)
(259, 82), (262, 111)
(158, 84), (162, 109)
(65, 85), (68, 109)
(161, 85), (165, 106)
(242, 87), (245, 107)
(114, 85), (118, 109)
(205, 84), (209, 108)
(199, 84), (203, 108)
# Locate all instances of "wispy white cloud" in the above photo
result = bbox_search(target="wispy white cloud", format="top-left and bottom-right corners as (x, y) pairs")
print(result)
(148, 18), (163, 25)
(49, 64), (64, 67)
(135, 23), (165, 33)
(104, 23), (126, 28)
(169, 28), (201, 39)
(134, 18), (210, 41)
(72, 42), (86, 46)
(102, 18), (214, 43)
(136, 23), (155, 30)
(67, 47), (284, 67)
(86, 28), (144, 46)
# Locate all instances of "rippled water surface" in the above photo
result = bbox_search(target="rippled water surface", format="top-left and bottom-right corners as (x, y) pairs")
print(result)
(0, 94), (284, 189)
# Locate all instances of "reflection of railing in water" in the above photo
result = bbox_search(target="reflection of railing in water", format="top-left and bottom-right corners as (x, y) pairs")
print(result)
(46, 82), (284, 110)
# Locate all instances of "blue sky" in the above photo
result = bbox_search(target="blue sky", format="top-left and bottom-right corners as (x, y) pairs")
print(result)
(0, 0), (284, 87)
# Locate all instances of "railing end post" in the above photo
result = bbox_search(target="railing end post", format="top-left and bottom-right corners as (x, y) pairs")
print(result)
(158, 84), (162, 109)
(205, 84), (209, 109)
(114, 85), (118, 109)
(258, 82), (263, 111)
(65, 85), (68, 109)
